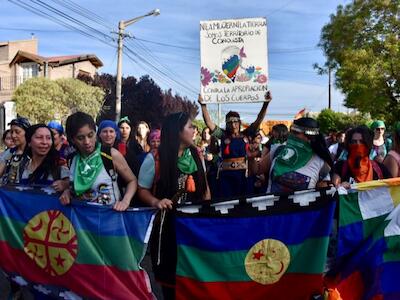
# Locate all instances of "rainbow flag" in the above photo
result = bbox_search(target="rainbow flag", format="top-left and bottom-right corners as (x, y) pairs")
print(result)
(326, 179), (400, 299)
(175, 188), (336, 300)
(0, 186), (156, 299)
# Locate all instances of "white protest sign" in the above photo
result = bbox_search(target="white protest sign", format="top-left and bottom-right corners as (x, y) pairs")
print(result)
(200, 17), (268, 104)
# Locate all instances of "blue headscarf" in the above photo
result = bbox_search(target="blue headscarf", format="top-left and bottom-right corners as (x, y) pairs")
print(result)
(47, 120), (64, 135)
(98, 120), (121, 142)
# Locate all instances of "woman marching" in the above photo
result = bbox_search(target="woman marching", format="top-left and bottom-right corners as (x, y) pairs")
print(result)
(138, 112), (210, 299)
(0, 117), (31, 184)
(332, 126), (391, 188)
(59, 112), (137, 211)
(18, 124), (69, 190)
(198, 92), (272, 198)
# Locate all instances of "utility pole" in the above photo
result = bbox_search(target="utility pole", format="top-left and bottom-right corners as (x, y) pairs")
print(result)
(328, 67), (332, 110)
(115, 9), (160, 121)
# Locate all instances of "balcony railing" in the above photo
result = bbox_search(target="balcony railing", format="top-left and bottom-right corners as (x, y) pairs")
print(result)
(0, 76), (37, 91)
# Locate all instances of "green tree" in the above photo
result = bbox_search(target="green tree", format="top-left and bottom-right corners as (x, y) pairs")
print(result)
(56, 78), (105, 122)
(13, 77), (64, 123)
(318, 0), (400, 123)
(13, 77), (105, 123)
(317, 109), (371, 134)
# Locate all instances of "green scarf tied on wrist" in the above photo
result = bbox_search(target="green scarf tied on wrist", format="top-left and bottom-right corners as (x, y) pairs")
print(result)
(74, 144), (103, 196)
(273, 135), (313, 178)
(177, 148), (198, 174)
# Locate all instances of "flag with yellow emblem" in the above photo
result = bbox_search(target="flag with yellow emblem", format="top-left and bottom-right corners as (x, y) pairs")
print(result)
(0, 186), (156, 299)
(175, 188), (336, 300)
(325, 178), (400, 300)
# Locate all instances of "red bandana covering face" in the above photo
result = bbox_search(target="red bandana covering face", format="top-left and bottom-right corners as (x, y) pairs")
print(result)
(348, 144), (373, 182)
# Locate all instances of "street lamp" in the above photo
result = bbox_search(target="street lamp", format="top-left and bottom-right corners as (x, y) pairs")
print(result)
(115, 9), (160, 121)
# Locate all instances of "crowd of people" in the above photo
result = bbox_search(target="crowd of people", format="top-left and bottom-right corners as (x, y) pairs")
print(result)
(1, 91), (399, 299)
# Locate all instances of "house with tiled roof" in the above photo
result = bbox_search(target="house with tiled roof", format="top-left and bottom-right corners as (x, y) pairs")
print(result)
(0, 38), (103, 133)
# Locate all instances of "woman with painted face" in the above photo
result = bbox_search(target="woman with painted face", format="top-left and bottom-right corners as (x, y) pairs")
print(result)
(138, 112), (210, 300)
(0, 117), (31, 184)
(198, 92), (272, 198)
(332, 126), (391, 189)
(17, 124), (69, 190)
(267, 117), (333, 193)
(59, 112), (137, 211)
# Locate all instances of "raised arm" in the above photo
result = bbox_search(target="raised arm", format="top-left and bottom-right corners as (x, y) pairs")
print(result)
(249, 91), (272, 130)
(198, 94), (216, 132)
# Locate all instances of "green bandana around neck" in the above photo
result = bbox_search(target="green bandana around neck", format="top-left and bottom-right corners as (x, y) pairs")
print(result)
(273, 135), (313, 178)
(74, 144), (103, 196)
(177, 148), (198, 174)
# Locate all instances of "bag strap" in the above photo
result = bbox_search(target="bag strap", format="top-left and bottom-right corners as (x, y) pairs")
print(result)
(100, 144), (116, 182)
(371, 160), (383, 179)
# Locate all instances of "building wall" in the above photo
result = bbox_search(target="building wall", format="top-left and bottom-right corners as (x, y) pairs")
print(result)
(7, 39), (38, 60)
(49, 60), (97, 80)
(0, 39), (38, 78)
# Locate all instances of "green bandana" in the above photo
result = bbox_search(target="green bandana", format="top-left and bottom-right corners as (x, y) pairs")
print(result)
(273, 135), (313, 178)
(177, 148), (198, 174)
(74, 144), (103, 196)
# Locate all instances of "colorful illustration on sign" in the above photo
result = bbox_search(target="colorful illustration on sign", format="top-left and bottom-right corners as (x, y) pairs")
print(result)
(201, 46), (267, 87)
(23, 210), (78, 277)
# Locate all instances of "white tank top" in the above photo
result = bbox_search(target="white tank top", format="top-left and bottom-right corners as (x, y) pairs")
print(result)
(70, 156), (121, 205)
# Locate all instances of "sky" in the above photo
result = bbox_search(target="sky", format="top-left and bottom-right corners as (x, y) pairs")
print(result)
(0, 0), (352, 122)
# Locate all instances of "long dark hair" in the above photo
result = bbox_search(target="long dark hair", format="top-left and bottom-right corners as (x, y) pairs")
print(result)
(344, 126), (373, 151)
(24, 124), (61, 183)
(156, 112), (207, 201)
(66, 112), (96, 146)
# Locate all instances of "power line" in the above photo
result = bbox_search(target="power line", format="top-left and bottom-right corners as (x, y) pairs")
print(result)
(9, 1), (197, 97)
(48, 0), (112, 29)
(128, 38), (198, 91)
(27, 0), (112, 42)
(266, 0), (297, 16)
(270, 66), (317, 74)
(0, 26), (71, 33)
(135, 37), (199, 51)
(135, 36), (318, 54)
(124, 45), (198, 96)
(9, 0), (115, 48)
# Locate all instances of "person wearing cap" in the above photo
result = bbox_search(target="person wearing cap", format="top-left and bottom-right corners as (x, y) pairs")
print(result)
(198, 91), (272, 198)
(0, 117), (31, 184)
(267, 117), (333, 193)
(370, 120), (392, 163)
(332, 126), (391, 188)
(47, 120), (73, 166)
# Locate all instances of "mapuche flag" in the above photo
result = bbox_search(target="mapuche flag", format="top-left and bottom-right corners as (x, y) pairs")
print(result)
(0, 186), (156, 299)
(325, 179), (400, 300)
(175, 188), (336, 300)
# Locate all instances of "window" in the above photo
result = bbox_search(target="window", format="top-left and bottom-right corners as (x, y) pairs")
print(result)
(20, 62), (39, 82)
